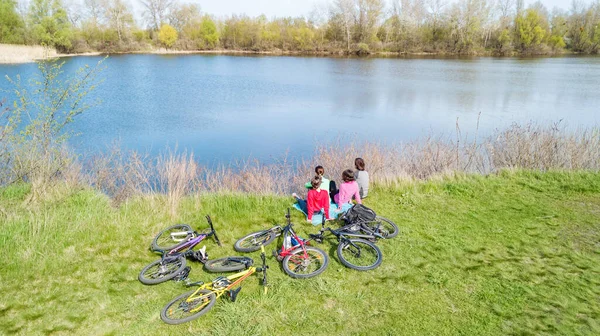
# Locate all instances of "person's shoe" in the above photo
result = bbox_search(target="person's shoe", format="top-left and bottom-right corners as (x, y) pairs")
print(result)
(292, 193), (299, 199)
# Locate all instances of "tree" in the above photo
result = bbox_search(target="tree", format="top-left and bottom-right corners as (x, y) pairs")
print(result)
(198, 15), (218, 49)
(354, 0), (384, 44)
(0, 0), (25, 43)
(3, 58), (105, 200)
(158, 23), (177, 48)
(168, 2), (200, 32)
(515, 8), (547, 51)
(103, 0), (135, 43)
(28, 0), (74, 51)
(548, 9), (567, 51)
(332, 0), (355, 51)
(140, 0), (174, 30)
(426, 0), (447, 42)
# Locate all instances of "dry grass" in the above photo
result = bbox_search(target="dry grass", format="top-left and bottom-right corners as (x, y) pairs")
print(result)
(0, 44), (57, 64)
(3, 122), (600, 210)
(87, 123), (600, 200)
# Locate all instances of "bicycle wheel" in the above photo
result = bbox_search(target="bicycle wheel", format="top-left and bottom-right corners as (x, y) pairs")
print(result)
(234, 230), (277, 252)
(204, 257), (253, 272)
(138, 256), (187, 285)
(152, 224), (195, 251)
(337, 239), (382, 271)
(364, 216), (399, 239)
(282, 246), (329, 279)
(161, 289), (216, 325)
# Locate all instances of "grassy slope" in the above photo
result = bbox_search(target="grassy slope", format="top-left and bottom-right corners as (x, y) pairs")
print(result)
(1, 171), (600, 335)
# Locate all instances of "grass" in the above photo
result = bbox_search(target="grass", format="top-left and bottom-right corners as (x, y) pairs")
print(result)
(1, 170), (600, 335)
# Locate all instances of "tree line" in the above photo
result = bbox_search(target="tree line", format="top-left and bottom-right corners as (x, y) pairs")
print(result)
(1, 0), (599, 55)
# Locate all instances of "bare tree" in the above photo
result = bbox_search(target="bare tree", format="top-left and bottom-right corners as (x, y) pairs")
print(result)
(104, 0), (135, 41)
(426, 0), (447, 40)
(84, 0), (105, 26)
(309, 2), (330, 48)
(497, 0), (514, 20)
(168, 3), (200, 31)
(63, 0), (83, 27)
(332, 0), (356, 51)
(139, 0), (175, 30)
(353, 0), (384, 43)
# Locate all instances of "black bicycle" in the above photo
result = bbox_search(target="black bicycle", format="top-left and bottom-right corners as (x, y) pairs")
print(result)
(309, 219), (383, 271)
(348, 216), (399, 239)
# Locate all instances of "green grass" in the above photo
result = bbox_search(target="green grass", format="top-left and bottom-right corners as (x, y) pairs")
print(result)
(1, 170), (600, 335)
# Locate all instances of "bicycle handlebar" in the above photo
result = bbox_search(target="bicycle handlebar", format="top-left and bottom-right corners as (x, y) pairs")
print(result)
(206, 215), (222, 246)
(185, 280), (205, 287)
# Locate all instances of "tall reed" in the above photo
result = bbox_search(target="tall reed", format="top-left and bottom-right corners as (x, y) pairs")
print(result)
(7, 122), (600, 209)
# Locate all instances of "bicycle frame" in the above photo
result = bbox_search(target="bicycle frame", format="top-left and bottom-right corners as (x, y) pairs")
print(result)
(181, 247), (268, 314)
(184, 266), (258, 313)
(162, 215), (221, 258)
(274, 209), (312, 261)
(165, 233), (208, 256)
(311, 219), (380, 248)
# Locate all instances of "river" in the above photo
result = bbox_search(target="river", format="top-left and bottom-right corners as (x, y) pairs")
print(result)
(1, 54), (599, 164)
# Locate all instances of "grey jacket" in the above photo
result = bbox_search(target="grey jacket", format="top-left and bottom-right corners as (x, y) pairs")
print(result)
(355, 170), (369, 198)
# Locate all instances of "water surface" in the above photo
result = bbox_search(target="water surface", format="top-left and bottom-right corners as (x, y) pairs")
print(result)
(1, 54), (599, 164)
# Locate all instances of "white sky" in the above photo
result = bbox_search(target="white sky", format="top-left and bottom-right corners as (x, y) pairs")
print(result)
(187, 0), (585, 18)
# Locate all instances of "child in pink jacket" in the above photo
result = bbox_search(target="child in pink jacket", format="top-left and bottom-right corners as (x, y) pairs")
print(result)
(334, 169), (361, 212)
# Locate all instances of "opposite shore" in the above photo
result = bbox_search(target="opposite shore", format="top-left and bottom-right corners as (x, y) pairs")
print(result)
(1, 43), (589, 65)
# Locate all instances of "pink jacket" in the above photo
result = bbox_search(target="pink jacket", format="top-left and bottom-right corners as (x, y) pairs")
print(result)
(335, 181), (362, 206)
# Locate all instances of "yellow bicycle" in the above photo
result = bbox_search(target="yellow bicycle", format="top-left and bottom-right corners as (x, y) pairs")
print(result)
(160, 247), (269, 325)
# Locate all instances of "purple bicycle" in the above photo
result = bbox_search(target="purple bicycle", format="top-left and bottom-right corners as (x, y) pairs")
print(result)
(139, 215), (251, 285)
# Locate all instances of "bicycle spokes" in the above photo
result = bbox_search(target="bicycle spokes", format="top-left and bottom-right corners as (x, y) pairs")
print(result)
(341, 242), (378, 267)
(167, 294), (212, 319)
(286, 252), (324, 274)
(148, 259), (184, 279)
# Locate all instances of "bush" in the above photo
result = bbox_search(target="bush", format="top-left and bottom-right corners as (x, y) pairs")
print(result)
(356, 42), (370, 55)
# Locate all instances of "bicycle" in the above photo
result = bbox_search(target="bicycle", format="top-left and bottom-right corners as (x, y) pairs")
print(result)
(139, 215), (252, 285)
(343, 215), (399, 239)
(309, 218), (383, 271)
(160, 247), (269, 325)
(234, 209), (329, 279)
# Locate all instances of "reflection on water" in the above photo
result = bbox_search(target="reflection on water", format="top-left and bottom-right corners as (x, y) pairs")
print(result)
(1, 55), (599, 163)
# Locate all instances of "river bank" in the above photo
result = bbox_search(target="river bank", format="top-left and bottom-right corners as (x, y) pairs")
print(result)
(2, 43), (586, 64)
(1, 170), (599, 335)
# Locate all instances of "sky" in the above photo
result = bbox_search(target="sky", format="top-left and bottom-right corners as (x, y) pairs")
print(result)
(187, 0), (584, 18)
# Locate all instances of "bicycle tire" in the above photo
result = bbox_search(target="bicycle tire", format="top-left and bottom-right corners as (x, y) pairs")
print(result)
(204, 257), (253, 272)
(138, 256), (187, 285)
(337, 238), (382, 271)
(161, 289), (216, 325)
(234, 230), (277, 252)
(151, 224), (195, 251)
(282, 246), (329, 279)
(364, 216), (399, 239)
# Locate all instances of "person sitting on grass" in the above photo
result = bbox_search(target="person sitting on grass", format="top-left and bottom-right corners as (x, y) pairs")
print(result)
(305, 165), (336, 202)
(294, 175), (331, 223)
(354, 158), (369, 199)
(334, 169), (362, 213)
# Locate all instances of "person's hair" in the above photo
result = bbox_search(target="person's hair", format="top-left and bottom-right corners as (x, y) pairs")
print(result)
(315, 165), (324, 176)
(311, 175), (322, 189)
(355, 158), (365, 171)
(342, 169), (355, 182)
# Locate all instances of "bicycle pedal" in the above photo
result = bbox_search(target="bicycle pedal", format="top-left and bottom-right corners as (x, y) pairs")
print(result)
(228, 287), (242, 302)
(173, 266), (191, 282)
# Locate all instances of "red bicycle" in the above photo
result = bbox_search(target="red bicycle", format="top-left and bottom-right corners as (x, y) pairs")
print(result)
(234, 209), (329, 278)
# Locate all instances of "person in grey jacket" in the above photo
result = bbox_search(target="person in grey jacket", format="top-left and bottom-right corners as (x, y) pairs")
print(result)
(354, 158), (369, 199)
